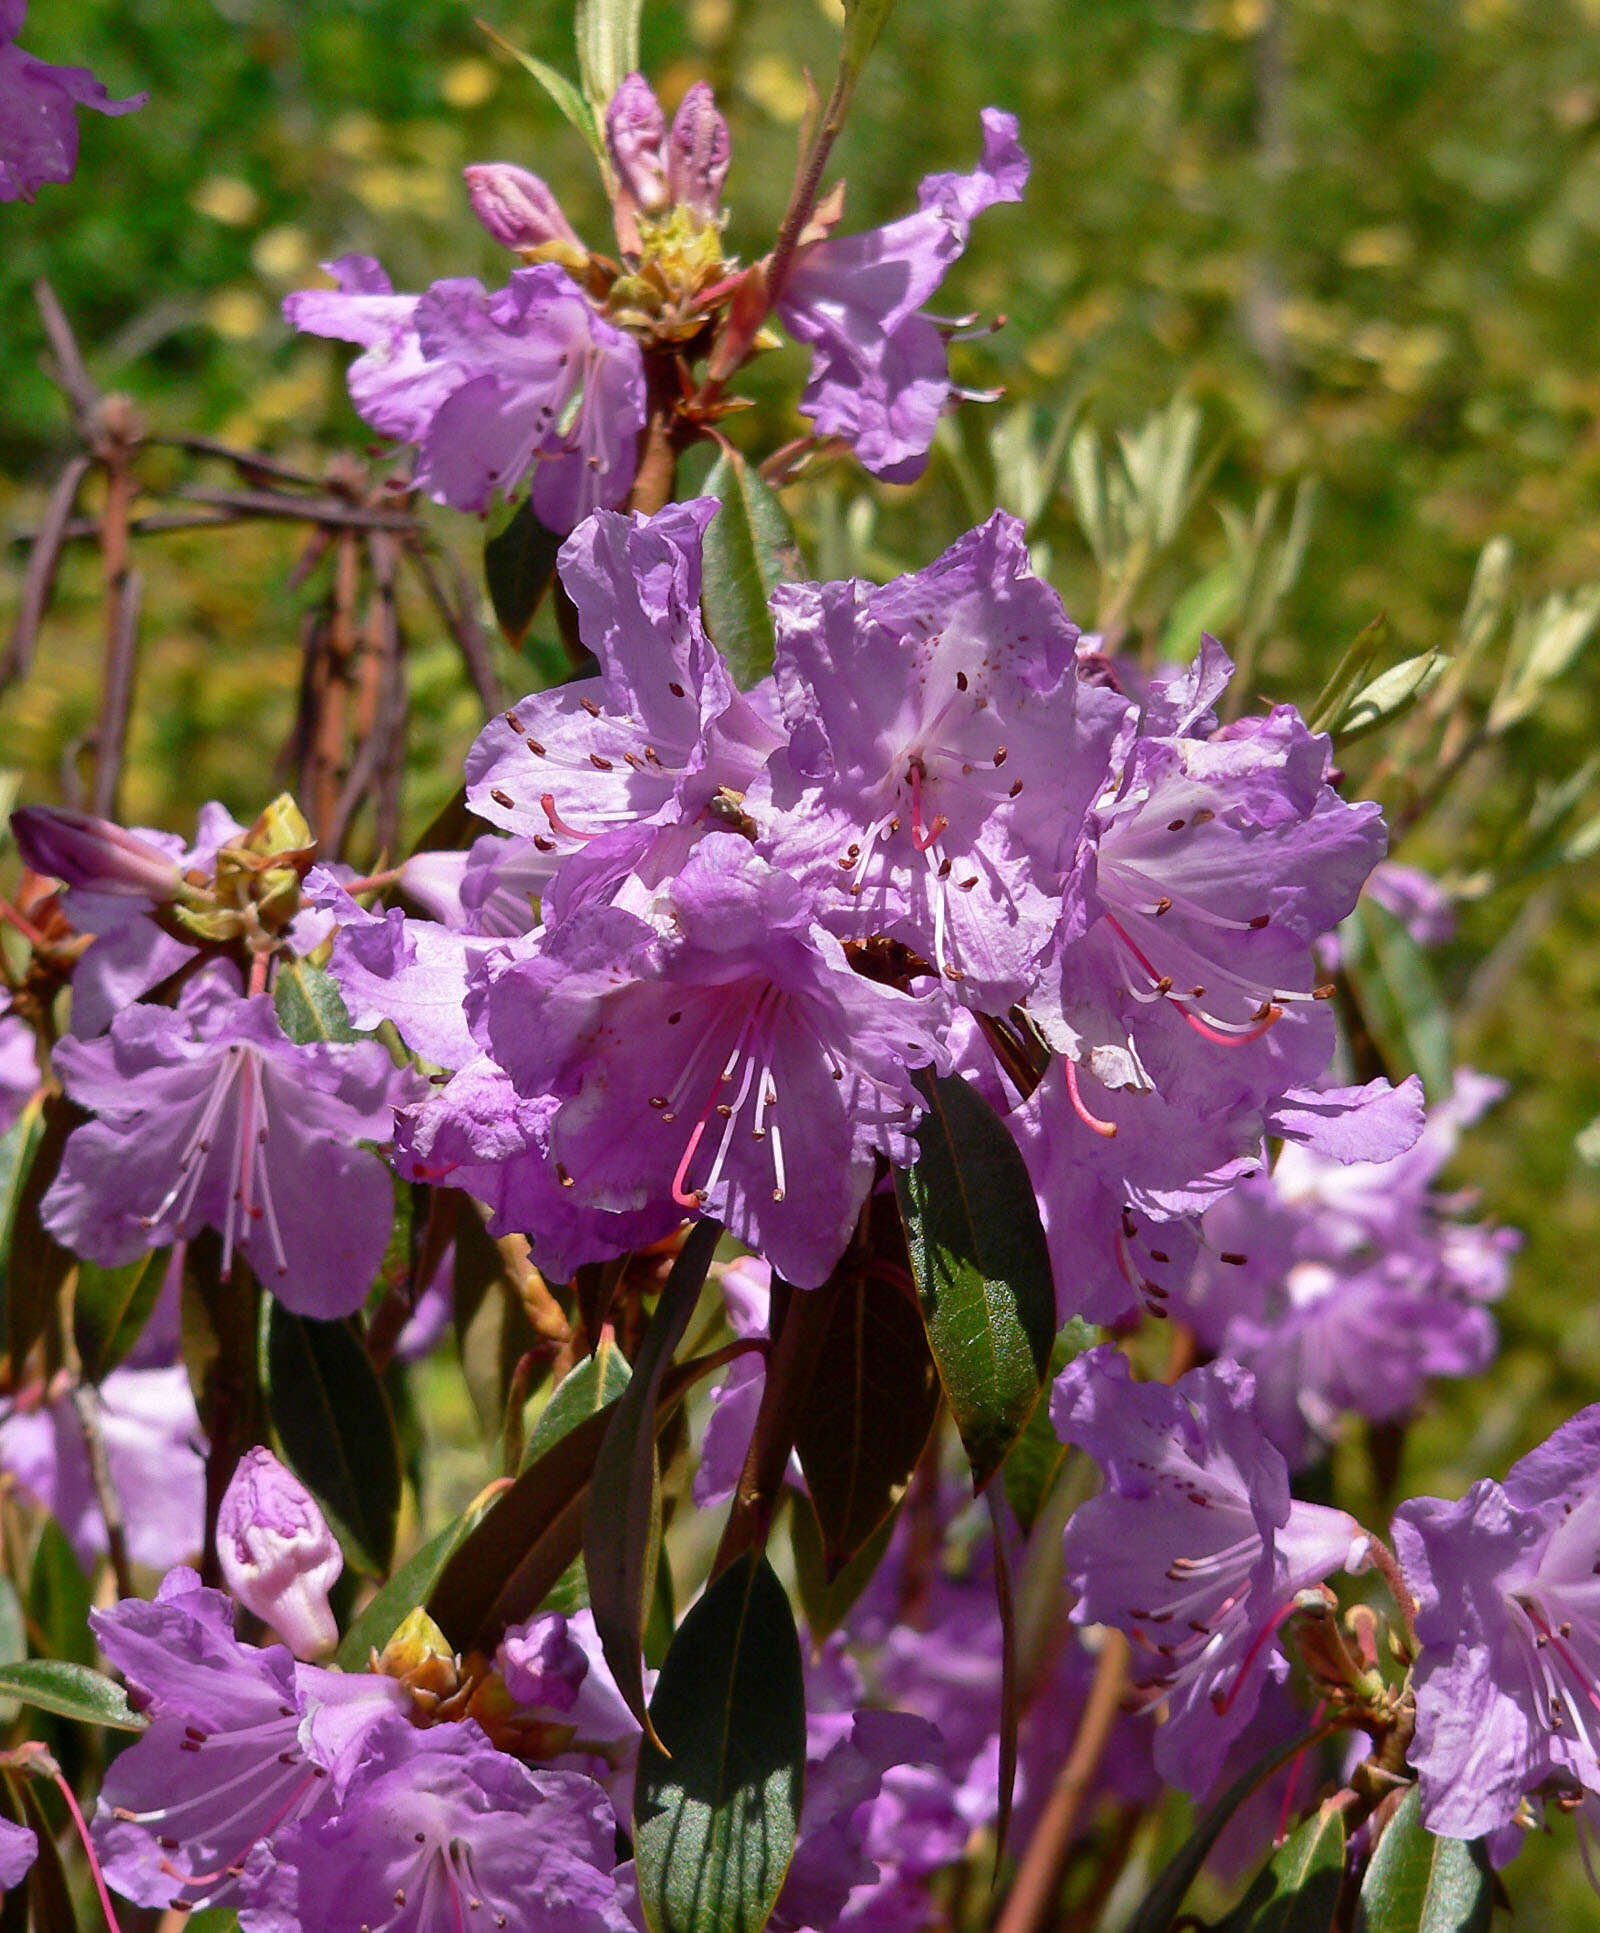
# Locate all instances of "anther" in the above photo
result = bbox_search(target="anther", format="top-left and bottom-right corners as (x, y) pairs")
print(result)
(491, 788), (514, 809)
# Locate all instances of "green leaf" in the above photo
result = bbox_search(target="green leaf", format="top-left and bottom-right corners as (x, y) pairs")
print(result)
(0, 1099), (46, 1285)
(892, 1072), (1055, 1490)
(791, 1243), (938, 1577)
(585, 1219), (720, 1734)
(30, 1520), (93, 1667)
(13, 1772), (81, 1933)
(1002, 1320), (1096, 1533)
(1308, 614), (1389, 735)
(273, 958), (360, 1045)
(264, 1305), (402, 1574)
(700, 450), (804, 689)
(1354, 1786), (1491, 1933)
(790, 1492), (898, 1644)
(74, 1248), (170, 1382)
(476, 20), (603, 160)
(633, 1552), (806, 1933)
(0, 1659), (145, 1732)
(1355, 898), (1454, 1098)
(335, 1511), (484, 1670)
(1336, 650), (1449, 744)
(1220, 1798), (1346, 1932)
(523, 1336), (631, 1470)
(1127, 1728), (1334, 1933)
(840, 0), (900, 77)
(3, 1094), (77, 1369)
(483, 498), (564, 652)
(575, 0), (641, 112)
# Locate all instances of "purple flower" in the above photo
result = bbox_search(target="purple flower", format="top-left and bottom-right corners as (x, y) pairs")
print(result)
(0, 1816), (36, 1890)
(1053, 1346), (1366, 1796)
(0, 1362), (203, 1574)
(472, 832), (943, 1287)
(0, 0), (145, 202)
(217, 1448), (343, 1661)
(0, 1013), (38, 1136)
(257, 1716), (634, 1933)
(1178, 1073), (1514, 1465)
(41, 969), (418, 1318)
(11, 804), (184, 900)
(1394, 1406), (1600, 1839)
(466, 500), (782, 865)
(287, 259), (646, 527)
(90, 1568), (404, 1915)
(776, 110), (1028, 482)
(757, 512), (1125, 1004)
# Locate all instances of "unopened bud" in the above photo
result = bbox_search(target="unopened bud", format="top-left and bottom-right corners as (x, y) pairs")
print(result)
(217, 1447), (343, 1660)
(667, 82), (730, 222)
(464, 163), (581, 253)
(10, 806), (182, 901)
(607, 72), (668, 217)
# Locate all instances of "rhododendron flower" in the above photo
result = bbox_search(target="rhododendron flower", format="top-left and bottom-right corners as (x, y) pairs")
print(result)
(1395, 1406), (1600, 1839)
(472, 832), (943, 1287)
(777, 111), (1029, 482)
(1053, 1347), (1366, 1795)
(42, 969), (418, 1317)
(217, 1448), (343, 1661)
(0, 0), (145, 202)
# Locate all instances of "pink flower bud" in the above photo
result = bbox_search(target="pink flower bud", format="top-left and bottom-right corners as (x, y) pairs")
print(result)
(463, 163), (580, 253)
(606, 72), (668, 217)
(667, 82), (730, 223)
(10, 806), (183, 900)
(217, 1447), (343, 1660)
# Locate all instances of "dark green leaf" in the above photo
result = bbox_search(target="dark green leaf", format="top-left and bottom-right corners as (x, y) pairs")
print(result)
(0, 1660), (144, 1732)
(1128, 1728), (1334, 1933)
(701, 450), (803, 689)
(634, 1553), (806, 1933)
(1220, 1799), (1346, 1932)
(273, 958), (360, 1045)
(483, 498), (564, 651)
(74, 1248), (170, 1382)
(523, 1337), (631, 1470)
(14, 1773), (81, 1933)
(1002, 1320), (1096, 1533)
(4, 1094), (77, 1370)
(29, 1520), (92, 1667)
(792, 1246), (938, 1577)
(790, 1492), (898, 1644)
(585, 1219), (720, 1734)
(892, 1072), (1055, 1490)
(1354, 1787), (1492, 1933)
(264, 1306), (402, 1574)
(335, 1509), (485, 1671)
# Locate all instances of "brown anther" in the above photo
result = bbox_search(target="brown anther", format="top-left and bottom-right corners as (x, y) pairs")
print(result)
(668, 681), (686, 698)
(1153, 896), (1172, 915)
(1167, 818), (1186, 832)
(504, 711), (523, 732)
(589, 753), (613, 771)
(491, 788), (514, 809)
(993, 746), (1008, 767)
(525, 737), (546, 756)
(1220, 1252), (1248, 1266)
(580, 697), (601, 717)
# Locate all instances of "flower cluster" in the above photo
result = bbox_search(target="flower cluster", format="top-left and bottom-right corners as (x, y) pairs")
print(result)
(286, 76), (1026, 522)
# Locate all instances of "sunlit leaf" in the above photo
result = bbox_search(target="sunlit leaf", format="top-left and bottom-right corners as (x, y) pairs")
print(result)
(0, 1659), (144, 1732)
(1353, 1786), (1491, 1933)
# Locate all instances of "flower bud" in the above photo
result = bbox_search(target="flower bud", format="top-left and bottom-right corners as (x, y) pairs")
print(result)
(606, 72), (668, 217)
(10, 806), (182, 900)
(667, 82), (730, 223)
(216, 1447), (343, 1660)
(464, 163), (581, 253)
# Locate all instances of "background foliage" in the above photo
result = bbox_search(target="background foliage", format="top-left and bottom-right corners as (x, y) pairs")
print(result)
(4, 0), (1600, 1913)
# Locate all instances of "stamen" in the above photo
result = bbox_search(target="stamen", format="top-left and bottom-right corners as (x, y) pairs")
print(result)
(1064, 1059), (1118, 1139)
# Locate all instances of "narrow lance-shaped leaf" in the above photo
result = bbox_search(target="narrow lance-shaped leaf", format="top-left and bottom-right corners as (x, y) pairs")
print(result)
(483, 497), (564, 653)
(633, 1552), (806, 1933)
(1353, 1786), (1492, 1933)
(585, 1219), (721, 1736)
(1336, 651), (1449, 745)
(5, 1094), (77, 1370)
(336, 1508), (488, 1671)
(74, 1248), (170, 1382)
(1218, 1798), (1346, 1933)
(575, 0), (641, 112)
(840, 0), (900, 78)
(1127, 1727), (1338, 1933)
(892, 1070), (1055, 1490)
(701, 449), (804, 690)
(273, 958), (360, 1046)
(264, 1305), (402, 1575)
(0, 1660), (145, 1733)
(476, 20), (604, 162)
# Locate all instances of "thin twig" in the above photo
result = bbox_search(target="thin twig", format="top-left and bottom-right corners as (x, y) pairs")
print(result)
(404, 536), (500, 714)
(33, 279), (98, 423)
(992, 1633), (1131, 1933)
(173, 485), (416, 530)
(91, 568), (143, 821)
(5, 507), (246, 547)
(2, 453), (92, 690)
(149, 434), (320, 487)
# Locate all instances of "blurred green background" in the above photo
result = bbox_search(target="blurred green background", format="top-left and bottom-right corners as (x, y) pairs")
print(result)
(5, 0), (1600, 1916)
